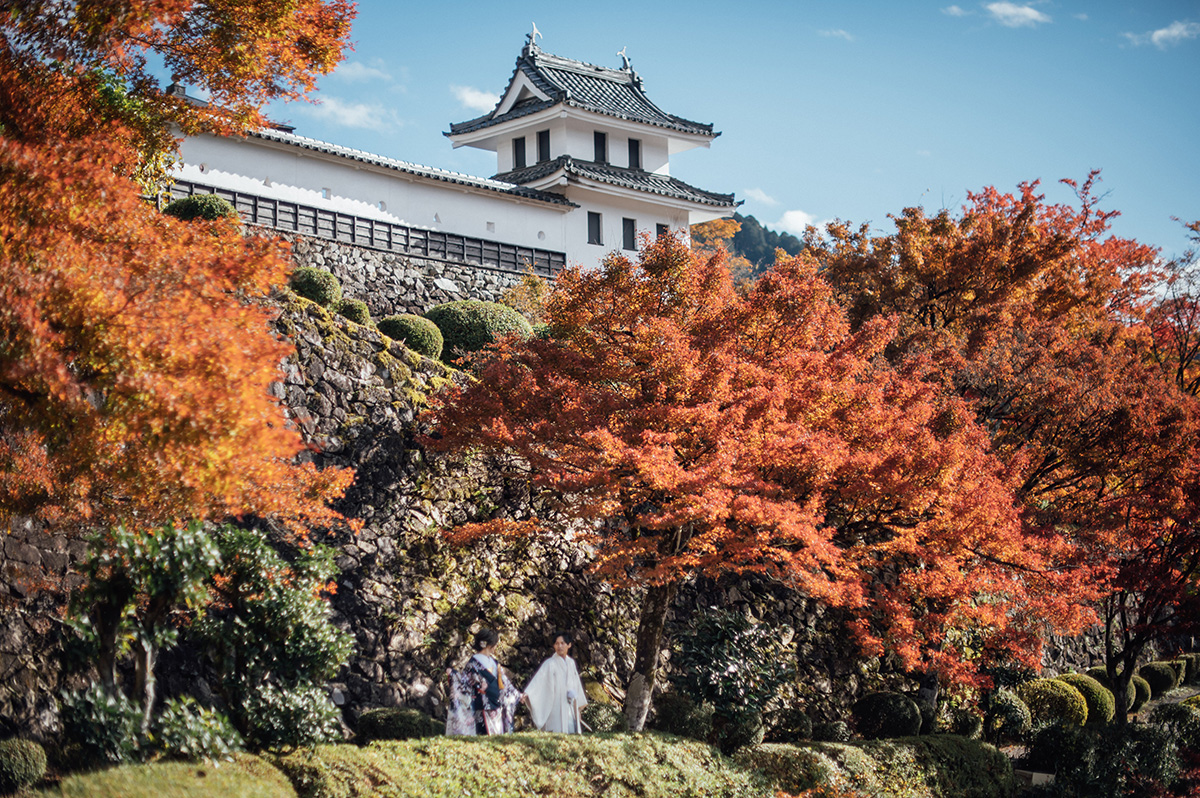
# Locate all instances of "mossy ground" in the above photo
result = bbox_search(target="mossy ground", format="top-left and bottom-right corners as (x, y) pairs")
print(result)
(32, 753), (296, 798)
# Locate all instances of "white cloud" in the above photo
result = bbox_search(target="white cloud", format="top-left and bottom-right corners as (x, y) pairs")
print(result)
(1074, 13), (1088, 21)
(332, 60), (393, 83)
(985, 2), (1051, 28)
(776, 210), (819, 236)
(942, 5), (969, 17)
(302, 96), (404, 132)
(1124, 20), (1200, 49)
(818, 29), (855, 42)
(743, 188), (778, 206)
(451, 85), (498, 112)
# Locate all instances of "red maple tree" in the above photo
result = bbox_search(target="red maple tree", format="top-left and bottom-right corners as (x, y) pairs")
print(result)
(427, 235), (1092, 729)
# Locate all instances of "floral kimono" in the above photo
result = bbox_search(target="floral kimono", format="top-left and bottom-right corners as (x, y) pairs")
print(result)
(445, 653), (520, 735)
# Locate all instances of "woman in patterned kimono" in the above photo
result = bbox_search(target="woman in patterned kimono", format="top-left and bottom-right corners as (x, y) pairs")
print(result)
(445, 629), (519, 735)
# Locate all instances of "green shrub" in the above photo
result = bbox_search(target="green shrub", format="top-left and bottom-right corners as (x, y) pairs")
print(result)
(290, 267), (342, 306)
(59, 682), (145, 765)
(811, 720), (852, 742)
(1057, 672), (1116, 725)
(984, 689), (1032, 743)
(239, 682), (342, 752)
(1184, 653), (1200, 685)
(944, 706), (984, 739)
(1132, 675), (1152, 712)
(152, 696), (243, 760)
(711, 709), (764, 754)
(765, 706), (813, 743)
(1024, 722), (1178, 798)
(650, 692), (713, 742)
(739, 736), (1015, 798)
(1016, 678), (1088, 727)
(1087, 666), (1135, 711)
(1140, 662), (1179, 698)
(378, 314), (443, 359)
(163, 194), (239, 222)
(1149, 702), (1200, 751)
(0, 738), (46, 793)
(1182, 693), (1200, 710)
(334, 297), (371, 325)
(852, 691), (922, 739)
(425, 300), (533, 363)
(356, 707), (442, 744)
(580, 703), (628, 733)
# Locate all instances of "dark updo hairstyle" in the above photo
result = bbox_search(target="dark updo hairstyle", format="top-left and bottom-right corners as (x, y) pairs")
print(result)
(474, 628), (499, 651)
(553, 630), (574, 646)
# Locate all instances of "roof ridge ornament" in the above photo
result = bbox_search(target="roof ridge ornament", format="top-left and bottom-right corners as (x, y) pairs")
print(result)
(526, 22), (542, 52)
(617, 47), (631, 71)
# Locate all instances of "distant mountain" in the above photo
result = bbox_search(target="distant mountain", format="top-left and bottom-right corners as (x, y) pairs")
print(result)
(731, 213), (804, 270)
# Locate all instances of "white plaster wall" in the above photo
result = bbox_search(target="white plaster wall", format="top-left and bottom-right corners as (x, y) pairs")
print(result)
(177, 134), (571, 254)
(561, 187), (692, 269)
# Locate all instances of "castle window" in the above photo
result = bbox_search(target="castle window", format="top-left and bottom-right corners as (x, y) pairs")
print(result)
(537, 129), (550, 163)
(594, 131), (608, 164)
(628, 138), (641, 170)
(656, 223), (669, 239)
(588, 212), (602, 245)
(513, 137), (526, 169)
(623, 218), (636, 251)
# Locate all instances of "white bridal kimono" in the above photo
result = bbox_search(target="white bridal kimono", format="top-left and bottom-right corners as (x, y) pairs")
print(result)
(524, 654), (588, 733)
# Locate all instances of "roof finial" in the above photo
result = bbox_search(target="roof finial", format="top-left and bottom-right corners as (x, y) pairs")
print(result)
(617, 46), (631, 71)
(527, 22), (542, 49)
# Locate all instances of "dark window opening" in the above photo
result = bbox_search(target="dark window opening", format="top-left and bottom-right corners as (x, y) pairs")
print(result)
(512, 137), (526, 170)
(628, 138), (641, 170)
(588, 212), (603, 245)
(537, 129), (551, 162)
(656, 223), (670, 239)
(623, 218), (637, 251)
(594, 131), (608, 164)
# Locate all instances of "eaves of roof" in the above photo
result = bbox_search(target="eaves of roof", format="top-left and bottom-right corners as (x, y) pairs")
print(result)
(494, 156), (739, 209)
(246, 128), (577, 208)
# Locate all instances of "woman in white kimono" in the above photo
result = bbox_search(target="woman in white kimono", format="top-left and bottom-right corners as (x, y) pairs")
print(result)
(522, 631), (588, 733)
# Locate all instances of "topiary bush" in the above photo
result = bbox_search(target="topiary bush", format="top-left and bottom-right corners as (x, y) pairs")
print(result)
(1184, 653), (1200, 685)
(1149, 702), (1200, 752)
(1057, 673), (1116, 725)
(810, 720), (852, 742)
(984, 689), (1032, 744)
(1016, 678), (1088, 727)
(290, 267), (343, 307)
(356, 707), (442, 744)
(1140, 662), (1179, 698)
(943, 706), (984, 739)
(1024, 722), (1179, 798)
(163, 193), (239, 222)
(152, 696), (243, 760)
(0, 738), (46, 794)
(425, 300), (533, 363)
(765, 706), (813, 743)
(712, 709), (764, 754)
(378, 314), (443, 360)
(650, 692), (713, 742)
(1086, 666), (1135, 711)
(851, 692), (922, 739)
(1132, 675), (1152, 713)
(580, 703), (627, 733)
(335, 297), (371, 325)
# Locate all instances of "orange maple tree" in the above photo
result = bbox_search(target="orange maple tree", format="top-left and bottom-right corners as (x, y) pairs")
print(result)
(0, 1), (357, 534)
(427, 235), (1091, 730)
(810, 177), (1200, 716)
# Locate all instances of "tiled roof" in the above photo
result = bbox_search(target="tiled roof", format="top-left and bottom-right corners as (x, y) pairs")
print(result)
(494, 156), (738, 208)
(246, 128), (576, 207)
(448, 44), (717, 138)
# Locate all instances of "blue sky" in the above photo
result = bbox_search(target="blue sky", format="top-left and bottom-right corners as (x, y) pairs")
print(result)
(261, 1), (1199, 258)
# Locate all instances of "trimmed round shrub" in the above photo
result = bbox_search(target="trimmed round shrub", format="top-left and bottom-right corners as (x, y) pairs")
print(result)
(810, 720), (851, 742)
(580, 703), (627, 733)
(852, 692), (922, 739)
(1184, 653), (1200, 685)
(1023, 722), (1178, 796)
(944, 706), (984, 739)
(0, 738), (46, 793)
(1057, 673), (1116, 725)
(290, 267), (342, 307)
(378, 314), (443, 360)
(425, 300), (533, 363)
(335, 297), (371, 325)
(1016, 678), (1088, 727)
(1132, 675), (1152, 713)
(163, 193), (239, 222)
(764, 706), (813, 743)
(1086, 666), (1135, 711)
(984, 689), (1032, 743)
(1140, 662), (1179, 698)
(356, 707), (442, 744)
(651, 692), (713, 742)
(712, 709), (764, 754)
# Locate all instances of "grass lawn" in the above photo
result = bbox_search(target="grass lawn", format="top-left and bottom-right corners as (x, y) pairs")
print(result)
(31, 753), (296, 798)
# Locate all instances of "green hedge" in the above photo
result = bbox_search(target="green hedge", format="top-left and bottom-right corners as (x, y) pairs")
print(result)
(378, 314), (444, 360)
(0, 738), (46, 793)
(163, 194), (239, 222)
(334, 297), (371, 325)
(1086, 666), (1135, 711)
(1139, 662), (1179, 698)
(425, 300), (532, 364)
(290, 267), (342, 307)
(28, 753), (293, 797)
(356, 707), (443, 744)
(1057, 673), (1115, 725)
(1016, 678), (1088, 726)
(852, 692), (922, 739)
(740, 736), (1014, 798)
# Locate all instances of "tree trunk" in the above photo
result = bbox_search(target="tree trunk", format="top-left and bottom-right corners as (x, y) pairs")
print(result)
(623, 581), (678, 732)
(133, 640), (157, 734)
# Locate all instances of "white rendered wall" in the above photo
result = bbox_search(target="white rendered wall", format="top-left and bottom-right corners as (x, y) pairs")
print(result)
(176, 134), (571, 254)
(561, 186), (692, 268)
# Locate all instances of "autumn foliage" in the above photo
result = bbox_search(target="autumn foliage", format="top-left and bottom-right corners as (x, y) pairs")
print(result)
(427, 235), (1096, 726)
(0, 1), (357, 534)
